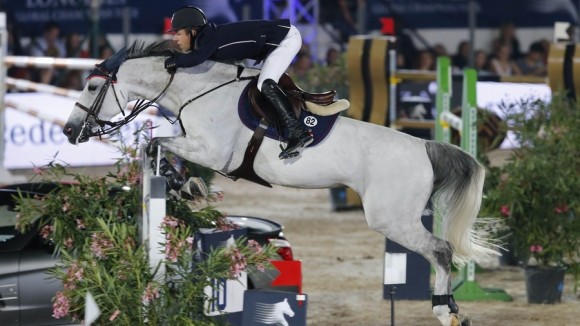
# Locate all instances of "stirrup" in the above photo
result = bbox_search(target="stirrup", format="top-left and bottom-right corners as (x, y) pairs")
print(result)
(278, 132), (313, 160)
(278, 147), (300, 160)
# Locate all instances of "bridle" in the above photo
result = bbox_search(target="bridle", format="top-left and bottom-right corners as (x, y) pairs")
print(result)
(74, 63), (254, 139)
(74, 64), (175, 139)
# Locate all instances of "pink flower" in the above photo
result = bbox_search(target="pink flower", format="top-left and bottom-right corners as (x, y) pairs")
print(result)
(554, 205), (569, 214)
(62, 196), (70, 213)
(500, 205), (510, 217)
(227, 247), (248, 278)
(64, 238), (73, 248)
(40, 225), (54, 239)
(161, 216), (180, 228)
(530, 245), (543, 253)
(248, 240), (263, 254)
(76, 219), (86, 230)
(64, 261), (84, 290)
(255, 262), (265, 272)
(109, 310), (121, 321)
(33, 166), (44, 175)
(164, 234), (183, 263)
(90, 233), (114, 259)
(142, 283), (160, 304)
(52, 291), (70, 319)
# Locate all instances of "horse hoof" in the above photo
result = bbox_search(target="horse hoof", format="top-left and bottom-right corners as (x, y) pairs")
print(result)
(451, 313), (471, 326)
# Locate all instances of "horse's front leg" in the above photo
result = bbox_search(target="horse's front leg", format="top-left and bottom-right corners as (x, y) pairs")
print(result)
(146, 136), (217, 168)
(145, 136), (216, 198)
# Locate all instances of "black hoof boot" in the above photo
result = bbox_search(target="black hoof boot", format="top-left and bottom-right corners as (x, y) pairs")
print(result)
(432, 294), (459, 313)
(158, 157), (185, 191)
(448, 295), (459, 314)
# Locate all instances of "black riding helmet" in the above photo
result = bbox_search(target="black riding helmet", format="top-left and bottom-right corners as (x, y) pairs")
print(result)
(169, 6), (207, 31)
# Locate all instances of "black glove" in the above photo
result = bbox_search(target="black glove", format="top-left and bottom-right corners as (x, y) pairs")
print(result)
(164, 57), (177, 73)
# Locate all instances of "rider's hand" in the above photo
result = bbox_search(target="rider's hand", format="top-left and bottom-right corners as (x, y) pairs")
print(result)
(164, 57), (177, 73)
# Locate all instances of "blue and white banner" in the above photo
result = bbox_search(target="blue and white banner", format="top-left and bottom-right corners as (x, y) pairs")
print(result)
(4, 92), (178, 169)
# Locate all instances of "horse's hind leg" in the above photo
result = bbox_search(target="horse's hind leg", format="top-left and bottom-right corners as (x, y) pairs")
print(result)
(377, 220), (463, 326)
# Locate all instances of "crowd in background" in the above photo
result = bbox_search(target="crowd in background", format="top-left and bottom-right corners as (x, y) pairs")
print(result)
(287, 19), (550, 81)
(7, 21), (115, 91)
(411, 22), (549, 78)
(6, 14), (550, 93)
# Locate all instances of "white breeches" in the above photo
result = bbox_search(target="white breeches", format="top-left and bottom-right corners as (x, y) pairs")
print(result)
(257, 25), (302, 91)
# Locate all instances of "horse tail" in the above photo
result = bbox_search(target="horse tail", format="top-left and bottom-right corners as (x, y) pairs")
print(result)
(425, 140), (499, 266)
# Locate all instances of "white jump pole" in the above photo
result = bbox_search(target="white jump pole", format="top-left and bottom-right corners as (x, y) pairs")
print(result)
(3, 56), (99, 70)
(6, 77), (82, 99)
(0, 12), (26, 184)
(140, 142), (166, 281)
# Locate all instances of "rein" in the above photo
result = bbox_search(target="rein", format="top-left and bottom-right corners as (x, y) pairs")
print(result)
(75, 64), (175, 138)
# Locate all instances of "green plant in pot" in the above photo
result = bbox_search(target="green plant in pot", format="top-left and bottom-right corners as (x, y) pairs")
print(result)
(481, 94), (580, 304)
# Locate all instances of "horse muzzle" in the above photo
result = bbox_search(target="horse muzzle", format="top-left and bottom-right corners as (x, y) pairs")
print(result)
(63, 121), (91, 144)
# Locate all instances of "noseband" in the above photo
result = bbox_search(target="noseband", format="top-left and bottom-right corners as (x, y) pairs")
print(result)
(74, 64), (174, 138)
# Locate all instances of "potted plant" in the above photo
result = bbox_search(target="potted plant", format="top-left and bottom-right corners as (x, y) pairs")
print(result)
(481, 94), (580, 304)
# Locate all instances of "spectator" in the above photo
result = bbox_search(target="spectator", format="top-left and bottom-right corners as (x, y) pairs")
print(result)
(474, 49), (492, 75)
(325, 47), (339, 66)
(396, 52), (406, 70)
(451, 40), (470, 70)
(535, 38), (551, 65)
(65, 32), (89, 58)
(98, 45), (114, 59)
(431, 43), (449, 57)
(7, 22), (31, 81)
(394, 20), (418, 69)
(516, 42), (547, 77)
(29, 22), (66, 85)
(493, 22), (522, 60)
(414, 49), (435, 71)
(335, 0), (360, 44)
(62, 32), (89, 90)
(288, 52), (313, 86)
(489, 44), (521, 76)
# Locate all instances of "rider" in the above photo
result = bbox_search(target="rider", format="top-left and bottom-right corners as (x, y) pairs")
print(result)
(164, 6), (313, 160)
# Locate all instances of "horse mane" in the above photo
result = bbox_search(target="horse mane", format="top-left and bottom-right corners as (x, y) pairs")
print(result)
(95, 40), (179, 75)
(94, 39), (251, 78)
(125, 40), (180, 60)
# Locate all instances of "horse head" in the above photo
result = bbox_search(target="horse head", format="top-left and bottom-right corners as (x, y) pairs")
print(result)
(63, 40), (179, 144)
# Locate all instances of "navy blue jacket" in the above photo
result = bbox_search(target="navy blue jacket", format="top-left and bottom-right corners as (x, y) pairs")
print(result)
(173, 19), (291, 68)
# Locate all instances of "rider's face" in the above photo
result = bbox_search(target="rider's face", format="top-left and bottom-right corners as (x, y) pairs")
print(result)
(173, 29), (194, 52)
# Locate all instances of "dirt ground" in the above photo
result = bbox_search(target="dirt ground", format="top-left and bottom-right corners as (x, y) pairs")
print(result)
(211, 174), (580, 326)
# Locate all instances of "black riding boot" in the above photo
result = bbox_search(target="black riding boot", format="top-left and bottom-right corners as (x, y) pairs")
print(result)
(261, 79), (313, 159)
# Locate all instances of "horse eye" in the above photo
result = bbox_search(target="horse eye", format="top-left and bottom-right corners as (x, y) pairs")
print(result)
(88, 85), (97, 92)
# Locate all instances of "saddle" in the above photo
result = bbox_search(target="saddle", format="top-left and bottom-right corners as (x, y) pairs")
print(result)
(228, 74), (349, 188)
(247, 73), (344, 123)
